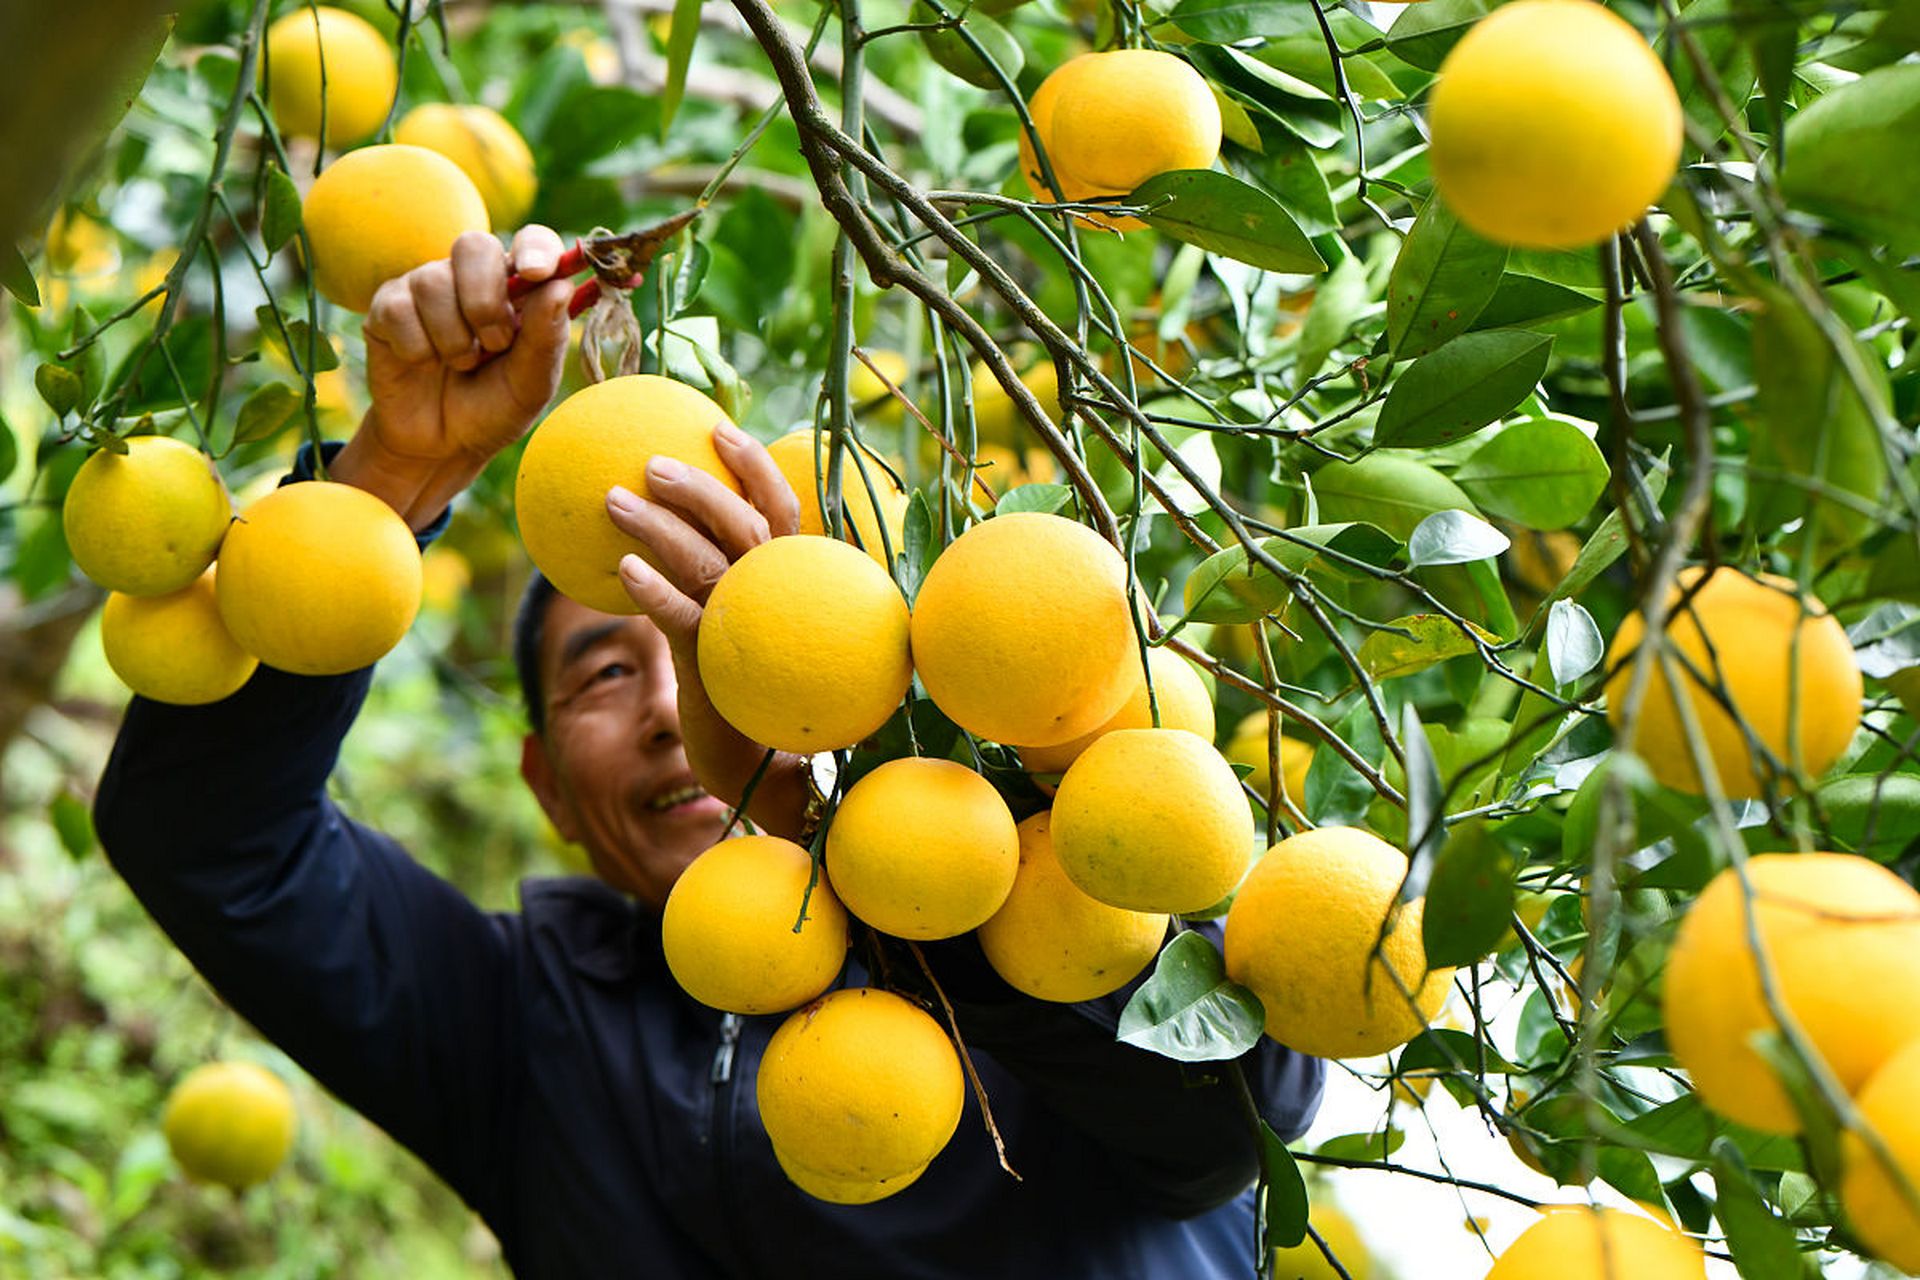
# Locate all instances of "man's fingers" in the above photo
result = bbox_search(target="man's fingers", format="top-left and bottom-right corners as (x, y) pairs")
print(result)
(498, 278), (571, 413)
(713, 422), (802, 539)
(617, 554), (703, 657)
(507, 224), (567, 283)
(644, 453), (776, 559)
(607, 486), (734, 604)
(451, 231), (513, 353)
(364, 275), (433, 363)
(408, 259), (482, 371)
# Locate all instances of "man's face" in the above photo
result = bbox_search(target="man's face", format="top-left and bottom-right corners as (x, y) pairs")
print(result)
(519, 595), (730, 910)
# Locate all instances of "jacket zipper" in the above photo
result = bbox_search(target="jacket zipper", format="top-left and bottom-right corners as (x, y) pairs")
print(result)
(711, 1012), (750, 1274)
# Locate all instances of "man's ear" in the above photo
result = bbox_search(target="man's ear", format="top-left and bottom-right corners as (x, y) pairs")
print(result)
(520, 734), (584, 845)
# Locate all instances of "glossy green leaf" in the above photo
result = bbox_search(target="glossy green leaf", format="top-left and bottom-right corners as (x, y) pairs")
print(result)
(1116, 930), (1265, 1063)
(1134, 170), (1325, 275)
(1407, 510), (1508, 568)
(899, 490), (934, 605)
(995, 483), (1074, 516)
(1401, 703), (1443, 898)
(1387, 199), (1507, 359)
(1181, 523), (1400, 624)
(660, 0), (702, 135)
(1167, 0), (1318, 43)
(1780, 62), (1920, 252)
(50, 790), (94, 860)
(1304, 702), (1385, 827)
(1384, 0), (1493, 72)
(0, 411), (16, 487)
(1313, 453), (1480, 542)
(1813, 774), (1920, 859)
(2, 240), (38, 307)
(1359, 614), (1496, 681)
(1625, 1094), (1802, 1171)
(1748, 284), (1890, 552)
(1544, 599), (1604, 687)
(233, 382), (302, 445)
(1423, 821), (1517, 967)
(1470, 273), (1601, 330)
(1713, 1141), (1816, 1280)
(261, 167), (302, 256)
(1312, 1129), (1406, 1161)
(1453, 417), (1609, 530)
(1260, 1121), (1309, 1249)
(1534, 454), (1670, 620)
(1293, 251), (1370, 386)
(1375, 330), (1553, 448)
(35, 363), (83, 417)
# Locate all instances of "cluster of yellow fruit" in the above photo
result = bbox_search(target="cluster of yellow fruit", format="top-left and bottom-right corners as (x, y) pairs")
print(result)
(263, 6), (539, 313)
(64, 435), (422, 702)
(1662, 851), (1920, 1272)
(161, 1060), (298, 1191)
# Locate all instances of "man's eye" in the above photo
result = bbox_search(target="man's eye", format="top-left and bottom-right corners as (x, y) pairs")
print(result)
(589, 662), (631, 684)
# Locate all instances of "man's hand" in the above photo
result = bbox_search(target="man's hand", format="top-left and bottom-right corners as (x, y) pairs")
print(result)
(332, 227), (572, 530)
(607, 427), (810, 836)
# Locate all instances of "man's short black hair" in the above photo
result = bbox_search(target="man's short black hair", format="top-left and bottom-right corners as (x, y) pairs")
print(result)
(513, 572), (561, 737)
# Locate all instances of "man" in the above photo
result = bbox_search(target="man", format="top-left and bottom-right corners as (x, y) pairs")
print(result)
(95, 227), (1325, 1278)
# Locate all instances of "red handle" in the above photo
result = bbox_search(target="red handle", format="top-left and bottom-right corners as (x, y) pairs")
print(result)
(507, 242), (589, 302)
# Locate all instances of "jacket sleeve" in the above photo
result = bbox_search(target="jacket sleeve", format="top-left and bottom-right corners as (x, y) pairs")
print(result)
(93, 663), (521, 1218)
(907, 929), (1325, 1219)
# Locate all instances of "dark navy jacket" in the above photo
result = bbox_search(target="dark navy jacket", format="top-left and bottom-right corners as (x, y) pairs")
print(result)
(94, 662), (1325, 1278)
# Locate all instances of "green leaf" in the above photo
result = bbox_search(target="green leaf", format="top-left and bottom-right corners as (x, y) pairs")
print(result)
(1313, 453), (1479, 542)
(660, 0), (703, 135)
(34, 363), (83, 417)
(50, 790), (94, 859)
(1712, 1141), (1815, 1280)
(1813, 774), (1920, 860)
(257, 308), (341, 374)
(233, 382), (302, 445)
(1748, 283), (1890, 553)
(2, 241), (39, 307)
(1625, 1094), (1801, 1170)
(1730, 0), (1795, 137)
(1543, 599), (1604, 686)
(1780, 63), (1920, 253)
(1453, 417), (1609, 530)
(1374, 330), (1553, 448)
(1294, 251), (1371, 386)
(1384, 0), (1492, 72)
(1134, 170), (1325, 275)
(995, 482), (1074, 516)
(1181, 523), (1400, 624)
(1167, 0), (1318, 44)
(1305, 701), (1386, 827)
(1312, 1129), (1406, 1161)
(1116, 930), (1265, 1062)
(261, 167), (303, 256)
(1186, 47), (1344, 149)
(1470, 273), (1601, 330)
(1386, 199), (1508, 360)
(1407, 510), (1508, 568)
(1259, 1121), (1309, 1250)
(1535, 454), (1670, 620)
(899, 490), (934, 605)
(1358, 614), (1496, 681)
(0, 411), (16, 486)
(1423, 821), (1517, 967)
(1400, 703), (1444, 897)
(68, 307), (105, 407)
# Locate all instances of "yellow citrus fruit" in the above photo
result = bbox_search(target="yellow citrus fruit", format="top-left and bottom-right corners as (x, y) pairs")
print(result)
(1224, 827), (1452, 1058)
(969, 355), (1063, 446)
(1223, 711), (1315, 810)
(773, 1145), (927, 1205)
(1018, 55), (1101, 203)
(1663, 852), (1920, 1134)
(216, 481), (422, 676)
(848, 349), (909, 422)
(1052, 728), (1252, 914)
(45, 208), (116, 274)
(63, 436), (232, 597)
(514, 375), (742, 615)
(1842, 1037), (1920, 1274)
(162, 1061), (298, 1191)
(698, 536), (912, 753)
(1019, 645), (1214, 776)
(1046, 49), (1222, 193)
(825, 757), (1018, 940)
(302, 144), (490, 313)
(977, 811), (1168, 1002)
(1273, 1202), (1372, 1280)
(1484, 1206), (1706, 1280)
(101, 569), (258, 705)
(766, 429), (909, 565)
(394, 103), (538, 229)
(1428, 0), (1682, 249)
(661, 834), (849, 1015)
(419, 549), (472, 613)
(1604, 566), (1861, 798)
(758, 987), (964, 1183)
(911, 513), (1136, 747)
(261, 6), (396, 147)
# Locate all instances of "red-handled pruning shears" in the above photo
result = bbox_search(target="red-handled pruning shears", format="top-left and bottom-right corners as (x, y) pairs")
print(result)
(507, 208), (703, 318)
